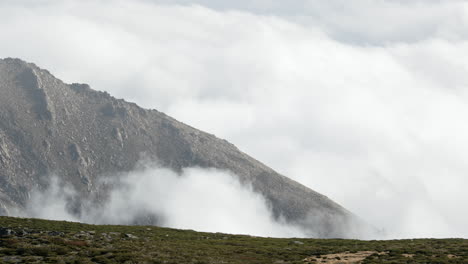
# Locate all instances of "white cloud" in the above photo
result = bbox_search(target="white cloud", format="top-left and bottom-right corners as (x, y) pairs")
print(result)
(139, 0), (468, 44)
(19, 166), (306, 238)
(2, 0), (468, 238)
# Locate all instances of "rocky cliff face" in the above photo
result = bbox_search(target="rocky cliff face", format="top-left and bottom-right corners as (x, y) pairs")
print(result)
(0, 58), (366, 238)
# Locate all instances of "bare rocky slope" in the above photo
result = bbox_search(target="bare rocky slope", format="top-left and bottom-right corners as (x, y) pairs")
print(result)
(0, 58), (367, 238)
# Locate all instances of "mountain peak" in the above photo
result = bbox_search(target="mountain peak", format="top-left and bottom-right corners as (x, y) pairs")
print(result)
(0, 58), (370, 238)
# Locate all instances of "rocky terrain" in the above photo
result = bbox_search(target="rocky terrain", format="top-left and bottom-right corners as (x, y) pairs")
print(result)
(0, 58), (365, 238)
(0, 216), (466, 263)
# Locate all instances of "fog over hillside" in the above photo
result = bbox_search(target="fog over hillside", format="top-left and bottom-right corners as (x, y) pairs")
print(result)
(16, 166), (307, 238)
(1, 0), (468, 239)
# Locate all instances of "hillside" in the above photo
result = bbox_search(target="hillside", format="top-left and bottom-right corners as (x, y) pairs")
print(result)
(0, 216), (466, 263)
(0, 58), (369, 238)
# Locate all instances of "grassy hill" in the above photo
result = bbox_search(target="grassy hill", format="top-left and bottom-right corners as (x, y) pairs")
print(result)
(0, 216), (466, 263)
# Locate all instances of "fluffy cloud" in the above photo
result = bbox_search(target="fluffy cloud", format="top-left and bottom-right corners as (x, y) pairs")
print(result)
(1, 0), (468, 238)
(145, 0), (468, 44)
(18, 166), (306, 238)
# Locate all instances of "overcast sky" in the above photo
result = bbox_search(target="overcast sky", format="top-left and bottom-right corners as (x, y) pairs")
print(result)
(1, 0), (468, 238)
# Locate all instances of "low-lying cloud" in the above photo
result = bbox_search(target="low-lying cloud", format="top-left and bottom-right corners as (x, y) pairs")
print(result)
(2, 0), (468, 239)
(16, 165), (306, 238)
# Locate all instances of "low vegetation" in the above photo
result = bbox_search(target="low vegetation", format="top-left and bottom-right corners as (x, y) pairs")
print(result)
(0, 216), (466, 263)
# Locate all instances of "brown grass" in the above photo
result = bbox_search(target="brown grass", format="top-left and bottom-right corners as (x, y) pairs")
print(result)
(64, 240), (88, 247)
(304, 251), (387, 264)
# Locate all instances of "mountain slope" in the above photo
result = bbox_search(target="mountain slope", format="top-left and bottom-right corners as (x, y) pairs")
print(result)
(0, 216), (466, 263)
(0, 58), (365, 238)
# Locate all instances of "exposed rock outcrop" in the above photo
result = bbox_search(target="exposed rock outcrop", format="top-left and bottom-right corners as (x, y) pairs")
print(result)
(0, 58), (368, 238)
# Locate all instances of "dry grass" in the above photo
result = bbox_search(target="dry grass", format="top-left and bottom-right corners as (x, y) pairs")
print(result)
(304, 251), (386, 264)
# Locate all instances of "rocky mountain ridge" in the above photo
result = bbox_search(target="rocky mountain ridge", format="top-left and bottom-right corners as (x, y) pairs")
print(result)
(0, 58), (365, 238)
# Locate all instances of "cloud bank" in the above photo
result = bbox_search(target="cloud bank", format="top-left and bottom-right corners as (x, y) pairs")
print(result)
(18, 166), (306, 238)
(2, 0), (468, 238)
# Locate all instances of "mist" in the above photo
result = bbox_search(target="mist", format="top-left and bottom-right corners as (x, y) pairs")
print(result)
(16, 165), (306, 238)
(2, 0), (468, 239)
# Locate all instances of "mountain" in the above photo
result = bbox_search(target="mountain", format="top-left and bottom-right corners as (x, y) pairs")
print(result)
(0, 58), (367, 238)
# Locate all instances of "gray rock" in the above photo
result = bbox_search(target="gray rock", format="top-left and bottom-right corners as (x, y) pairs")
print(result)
(125, 233), (138, 239)
(16, 229), (28, 236)
(0, 58), (370, 238)
(0, 227), (15, 236)
(48, 231), (64, 236)
(2, 256), (22, 263)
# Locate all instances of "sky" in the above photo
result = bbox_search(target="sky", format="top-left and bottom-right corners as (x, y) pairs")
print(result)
(1, 0), (468, 238)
